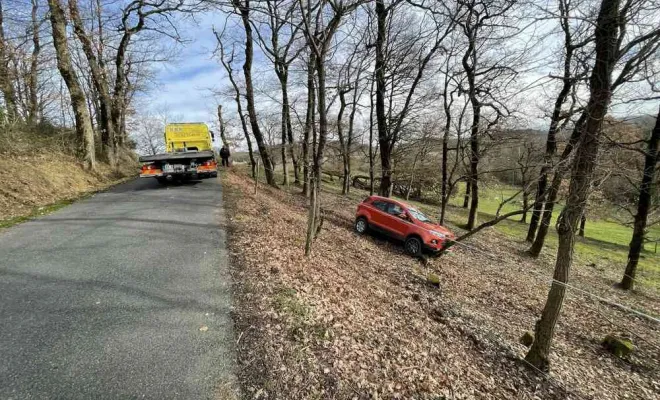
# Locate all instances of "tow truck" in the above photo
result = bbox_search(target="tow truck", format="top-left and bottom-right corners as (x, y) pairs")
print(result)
(139, 123), (218, 183)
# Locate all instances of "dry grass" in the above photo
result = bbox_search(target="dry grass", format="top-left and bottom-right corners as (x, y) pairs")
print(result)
(0, 124), (137, 222)
(224, 169), (659, 400)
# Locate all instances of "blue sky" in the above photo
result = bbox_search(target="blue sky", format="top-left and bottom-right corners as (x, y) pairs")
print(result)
(139, 10), (658, 145)
(141, 13), (229, 125)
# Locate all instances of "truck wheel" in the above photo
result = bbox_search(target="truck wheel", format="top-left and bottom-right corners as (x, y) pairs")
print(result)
(405, 237), (422, 257)
(156, 177), (168, 184)
(355, 217), (368, 234)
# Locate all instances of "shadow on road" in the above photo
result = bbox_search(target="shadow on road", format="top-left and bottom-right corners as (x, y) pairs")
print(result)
(0, 268), (225, 315)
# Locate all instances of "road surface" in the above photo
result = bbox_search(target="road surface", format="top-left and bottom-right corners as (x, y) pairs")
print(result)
(0, 178), (238, 399)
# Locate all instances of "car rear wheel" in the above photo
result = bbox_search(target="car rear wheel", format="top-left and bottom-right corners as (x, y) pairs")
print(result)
(355, 217), (368, 234)
(405, 237), (422, 257)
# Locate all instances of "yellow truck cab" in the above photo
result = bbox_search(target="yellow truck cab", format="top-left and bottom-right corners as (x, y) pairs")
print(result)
(139, 123), (217, 183)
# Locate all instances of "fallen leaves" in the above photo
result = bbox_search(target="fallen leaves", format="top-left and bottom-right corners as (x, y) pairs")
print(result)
(224, 170), (660, 399)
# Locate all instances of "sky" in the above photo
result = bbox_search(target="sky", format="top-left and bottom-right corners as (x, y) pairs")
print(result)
(137, 7), (659, 151)
(140, 13), (229, 126)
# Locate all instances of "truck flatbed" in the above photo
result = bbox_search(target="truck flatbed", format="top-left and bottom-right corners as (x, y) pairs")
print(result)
(139, 150), (215, 163)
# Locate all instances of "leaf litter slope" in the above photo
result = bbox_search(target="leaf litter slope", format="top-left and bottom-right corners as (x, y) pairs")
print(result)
(224, 171), (659, 399)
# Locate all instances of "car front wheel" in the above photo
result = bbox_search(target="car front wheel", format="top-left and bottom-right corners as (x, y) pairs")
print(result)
(405, 237), (422, 257)
(355, 217), (368, 234)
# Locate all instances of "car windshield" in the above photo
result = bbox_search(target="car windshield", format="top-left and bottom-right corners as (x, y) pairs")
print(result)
(408, 207), (431, 223)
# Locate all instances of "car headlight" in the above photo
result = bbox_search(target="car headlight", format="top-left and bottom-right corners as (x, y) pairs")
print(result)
(430, 230), (446, 239)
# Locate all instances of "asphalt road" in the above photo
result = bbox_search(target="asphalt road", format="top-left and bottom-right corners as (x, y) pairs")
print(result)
(0, 177), (238, 399)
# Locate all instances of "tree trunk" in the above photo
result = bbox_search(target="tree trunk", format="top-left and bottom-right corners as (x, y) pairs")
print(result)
(302, 53), (315, 198)
(69, 0), (116, 162)
(304, 55), (331, 255)
(344, 79), (360, 195)
(369, 77), (375, 196)
(521, 190), (529, 223)
(0, 0), (18, 120)
(463, 181), (471, 208)
(279, 67), (290, 187)
(375, 0), (391, 197)
(529, 113), (587, 257)
(465, 79), (480, 229)
(47, 0), (96, 170)
(620, 106), (660, 290)
(440, 97), (451, 225)
(304, 175), (318, 255)
(337, 88), (350, 195)
(112, 25), (134, 148)
(220, 45), (255, 177)
(236, 0), (276, 187)
(527, 1), (577, 242)
(525, 0), (619, 371)
(217, 105), (229, 148)
(27, 0), (41, 124)
(281, 71), (299, 185)
(467, 132), (480, 230)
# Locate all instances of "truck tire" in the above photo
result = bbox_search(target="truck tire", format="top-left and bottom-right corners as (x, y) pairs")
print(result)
(156, 177), (168, 184)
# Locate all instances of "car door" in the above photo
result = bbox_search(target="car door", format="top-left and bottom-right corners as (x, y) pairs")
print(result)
(368, 200), (390, 231)
(384, 202), (411, 239)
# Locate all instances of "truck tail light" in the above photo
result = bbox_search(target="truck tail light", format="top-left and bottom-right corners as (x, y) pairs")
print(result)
(141, 164), (161, 174)
(197, 160), (217, 170)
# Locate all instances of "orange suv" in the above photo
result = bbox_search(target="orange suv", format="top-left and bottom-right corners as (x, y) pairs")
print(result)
(355, 196), (455, 256)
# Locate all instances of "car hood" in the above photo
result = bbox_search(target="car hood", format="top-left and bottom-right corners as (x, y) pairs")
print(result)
(416, 221), (455, 238)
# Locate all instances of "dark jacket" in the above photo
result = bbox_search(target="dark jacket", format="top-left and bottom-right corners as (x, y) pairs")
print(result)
(220, 147), (230, 158)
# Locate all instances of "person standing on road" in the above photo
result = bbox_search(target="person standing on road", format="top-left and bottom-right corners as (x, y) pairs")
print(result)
(220, 146), (231, 167)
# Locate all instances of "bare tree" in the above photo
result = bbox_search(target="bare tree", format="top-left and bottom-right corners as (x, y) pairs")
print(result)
(528, 0), (660, 256)
(130, 111), (166, 155)
(526, 0), (592, 242)
(453, 0), (519, 230)
(299, 0), (363, 255)
(336, 42), (368, 195)
(525, 0), (622, 371)
(214, 28), (257, 177)
(68, 0), (116, 162)
(26, 0), (41, 124)
(301, 49), (315, 197)
(252, 0), (304, 186)
(217, 105), (230, 148)
(112, 0), (193, 146)
(0, 0), (18, 120)
(375, 0), (453, 197)
(231, 0), (278, 186)
(620, 107), (660, 290)
(47, 0), (96, 169)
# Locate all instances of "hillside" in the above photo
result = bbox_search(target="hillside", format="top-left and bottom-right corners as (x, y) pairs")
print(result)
(0, 124), (137, 224)
(224, 168), (659, 399)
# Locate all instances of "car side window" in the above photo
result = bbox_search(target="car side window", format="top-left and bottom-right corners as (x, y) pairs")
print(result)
(372, 200), (388, 212)
(386, 203), (405, 216)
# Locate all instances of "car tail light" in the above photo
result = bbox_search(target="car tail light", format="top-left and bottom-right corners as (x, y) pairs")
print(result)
(201, 160), (217, 167)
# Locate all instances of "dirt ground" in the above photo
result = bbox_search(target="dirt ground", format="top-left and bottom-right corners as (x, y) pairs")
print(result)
(223, 170), (659, 400)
